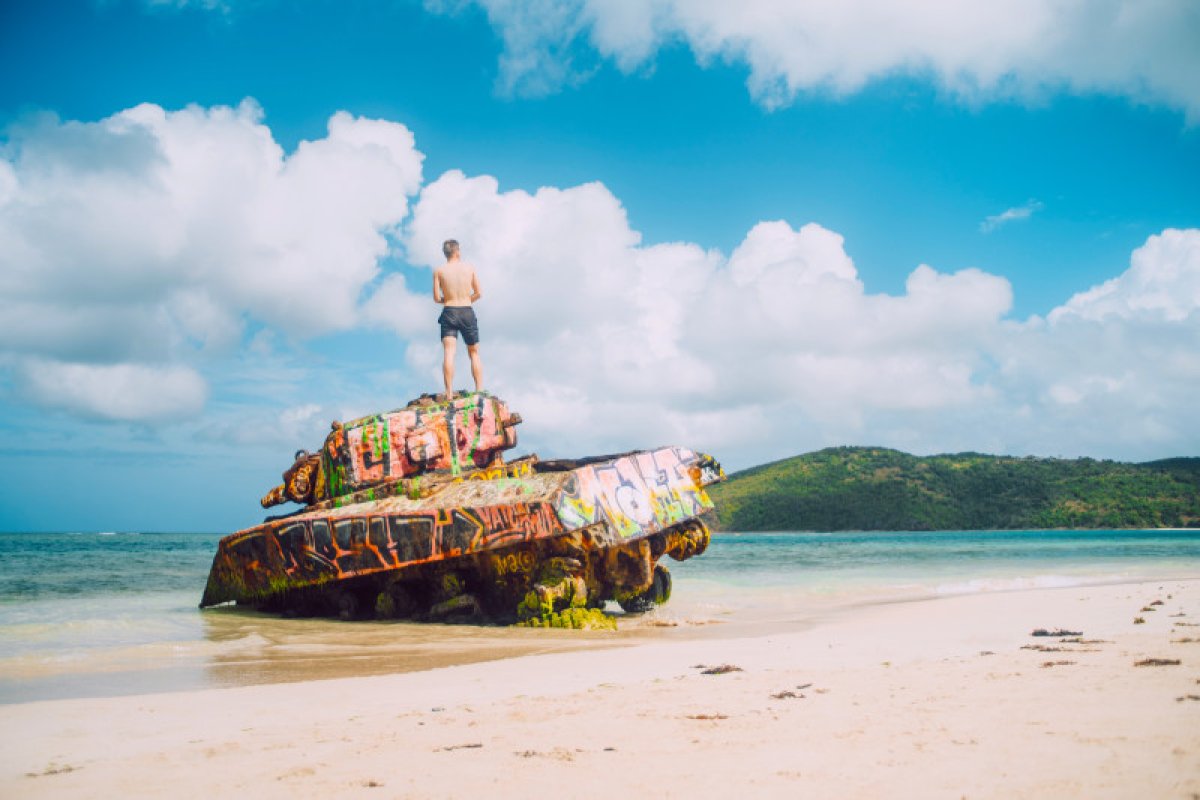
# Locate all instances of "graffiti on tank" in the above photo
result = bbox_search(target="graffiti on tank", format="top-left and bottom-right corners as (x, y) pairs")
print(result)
(207, 500), (568, 599)
(341, 394), (518, 490)
(258, 393), (524, 510)
(472, 503), (558, 545)
(349, 419), (391, 484)
(492, 550), (536, 576)
(320, 424), (350, 499)
(553, 447), (715, 539)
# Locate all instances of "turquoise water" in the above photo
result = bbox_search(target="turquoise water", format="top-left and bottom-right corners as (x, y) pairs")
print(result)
(672, 529), (1200, 591)
(660, 529), (1200, 625)
(1, 529), (1197, 703)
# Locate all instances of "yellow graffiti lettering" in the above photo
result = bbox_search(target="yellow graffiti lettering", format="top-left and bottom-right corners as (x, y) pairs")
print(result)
(492, 550), (535, 576)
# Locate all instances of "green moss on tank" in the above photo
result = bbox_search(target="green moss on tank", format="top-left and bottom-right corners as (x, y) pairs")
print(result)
(514, 606), (616, 630)
(374, 591), (396, 619)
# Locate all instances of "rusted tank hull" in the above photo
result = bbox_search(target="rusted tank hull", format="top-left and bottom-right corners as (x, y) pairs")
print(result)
(201, 446), (720, 624)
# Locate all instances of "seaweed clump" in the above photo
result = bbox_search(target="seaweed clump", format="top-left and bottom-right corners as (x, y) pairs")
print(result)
(515, 606), (617, 630)
(512, 559), (617, 630)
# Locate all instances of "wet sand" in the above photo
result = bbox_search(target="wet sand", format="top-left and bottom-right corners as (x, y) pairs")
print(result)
(0, 597), (778, 705)
(0, 574), (837, 705)
(3, 579), (1198, 798)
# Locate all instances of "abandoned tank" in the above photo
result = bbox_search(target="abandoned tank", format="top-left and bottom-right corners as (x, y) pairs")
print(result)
(200, 391), (723, 627)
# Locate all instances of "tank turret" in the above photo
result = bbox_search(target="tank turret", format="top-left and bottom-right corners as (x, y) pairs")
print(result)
(260, 392), (523, 508)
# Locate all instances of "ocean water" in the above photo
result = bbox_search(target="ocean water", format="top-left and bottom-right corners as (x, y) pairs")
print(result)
(1, 529), (1197, 704)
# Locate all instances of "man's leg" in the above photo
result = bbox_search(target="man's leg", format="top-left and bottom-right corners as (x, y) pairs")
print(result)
(466, 343), (483, 392)
(442, 336), (457, 399)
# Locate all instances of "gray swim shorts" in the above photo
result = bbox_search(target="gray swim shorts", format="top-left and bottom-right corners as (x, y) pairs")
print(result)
(437, 306), (480, 345)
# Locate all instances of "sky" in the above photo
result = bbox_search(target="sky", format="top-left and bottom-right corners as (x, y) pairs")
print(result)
(0, 0), (1198, 532)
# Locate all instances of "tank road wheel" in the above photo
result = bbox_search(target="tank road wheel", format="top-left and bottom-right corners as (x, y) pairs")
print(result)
(334, 590), (361, 620)
(375, 582), (419, 620)
(617, 564), (672, 614)
(426, 569), (483, 622)
(276, 588), (325, 618)
(428, 593), (482, 621)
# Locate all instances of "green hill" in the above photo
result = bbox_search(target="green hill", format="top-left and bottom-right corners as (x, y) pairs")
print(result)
(708, 447), (1200, 531)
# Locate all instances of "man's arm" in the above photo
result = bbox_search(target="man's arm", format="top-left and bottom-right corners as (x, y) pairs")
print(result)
(432, 269), (445, 304)
(470, 268), (481, 302)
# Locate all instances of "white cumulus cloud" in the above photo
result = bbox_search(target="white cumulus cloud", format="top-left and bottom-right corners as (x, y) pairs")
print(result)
(1049, 228), (1200, 322)
(19, 361), (208, 422)
(431, 0), (1200, 118)
(395, 163), (1197, 464)
(397, 170), (1020, 460)
(0, 101), (424, 423)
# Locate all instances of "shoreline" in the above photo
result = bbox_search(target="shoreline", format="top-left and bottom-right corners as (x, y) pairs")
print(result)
(3, 569), (1198, 707)
(3, 577), (1198, 797)
(9, 567), (1199, 708)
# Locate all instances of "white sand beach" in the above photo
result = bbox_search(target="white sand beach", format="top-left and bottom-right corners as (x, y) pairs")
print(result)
(3, 579), (1198, 799)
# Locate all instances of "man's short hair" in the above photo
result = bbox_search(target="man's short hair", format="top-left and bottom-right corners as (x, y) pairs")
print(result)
(442, 239), (460, 259)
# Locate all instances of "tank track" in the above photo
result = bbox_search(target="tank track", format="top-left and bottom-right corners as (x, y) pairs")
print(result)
(244, 518), (711, 627)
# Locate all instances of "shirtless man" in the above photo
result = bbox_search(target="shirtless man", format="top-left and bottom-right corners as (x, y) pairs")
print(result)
(432, 239), (483, 400)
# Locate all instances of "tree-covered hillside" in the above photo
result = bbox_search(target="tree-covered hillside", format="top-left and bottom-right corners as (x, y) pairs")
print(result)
(709, 447), (1200, 531)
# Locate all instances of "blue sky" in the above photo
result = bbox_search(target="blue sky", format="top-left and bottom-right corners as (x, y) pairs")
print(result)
(1, 0), (1198, 532)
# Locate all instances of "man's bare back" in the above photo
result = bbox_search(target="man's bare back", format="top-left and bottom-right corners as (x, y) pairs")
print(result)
(433, 259), (480, 307)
